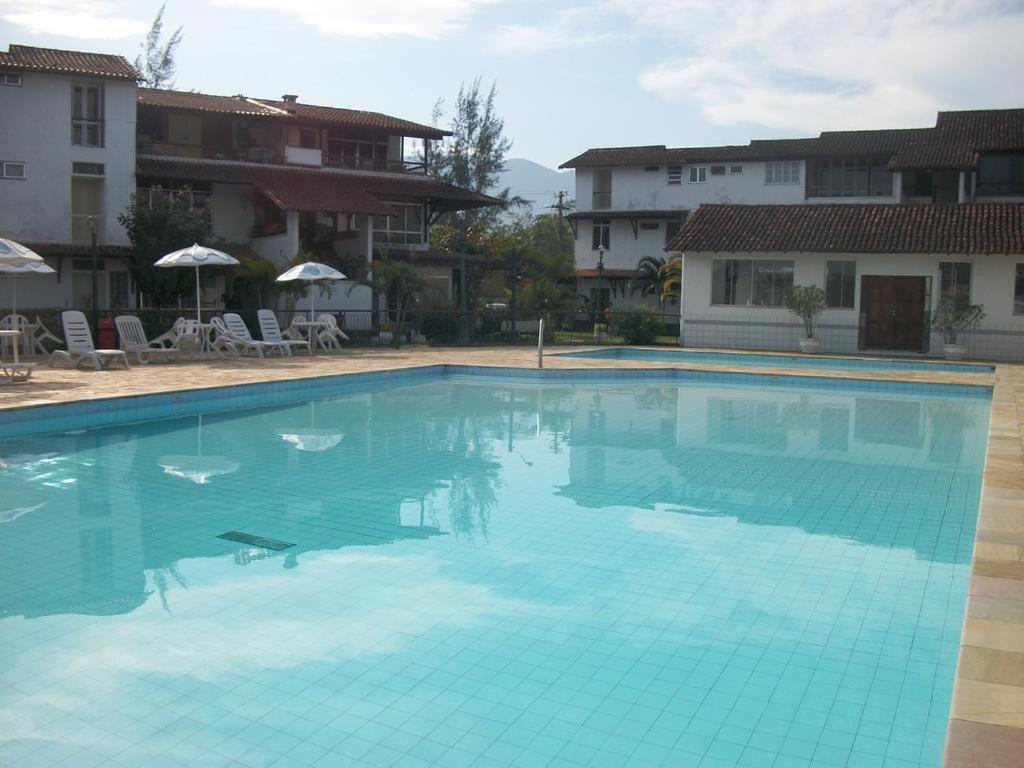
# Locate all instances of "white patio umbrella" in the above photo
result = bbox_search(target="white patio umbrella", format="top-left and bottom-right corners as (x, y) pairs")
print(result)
(155, 244), (239, 322)
(0, 238), (44, 267)
(0, 261), (56, 316)
(275, 262), (347, 322)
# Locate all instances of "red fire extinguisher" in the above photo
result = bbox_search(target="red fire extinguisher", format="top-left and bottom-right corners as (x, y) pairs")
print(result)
(97, 318), (117, 349)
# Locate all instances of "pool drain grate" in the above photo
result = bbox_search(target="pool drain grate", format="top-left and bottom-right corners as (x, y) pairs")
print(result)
(217, 531), (295, 551)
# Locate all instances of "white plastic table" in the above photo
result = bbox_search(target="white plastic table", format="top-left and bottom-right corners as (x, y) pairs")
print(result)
(0, 328), (34, 382)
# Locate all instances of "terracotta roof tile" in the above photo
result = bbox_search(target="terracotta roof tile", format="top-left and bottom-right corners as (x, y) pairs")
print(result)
(668, 203), (1024, 255)
(0, 45), (140, 81)
(138, 88), (448, 139)
(575, 268), (638, 279)
(136, 157), (501, 213)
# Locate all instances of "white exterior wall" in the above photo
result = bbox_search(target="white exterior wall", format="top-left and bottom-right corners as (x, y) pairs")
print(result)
(0, 70), (136, 245)
(210, 183), (252, 242)
(681, 251), (1024, 360)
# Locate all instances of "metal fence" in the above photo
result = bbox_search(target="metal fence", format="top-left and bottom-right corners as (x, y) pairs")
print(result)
(20, 307), (682, 350)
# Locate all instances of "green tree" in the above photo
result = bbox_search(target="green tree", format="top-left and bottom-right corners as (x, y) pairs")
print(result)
(118, 192), (212, 305)
(349, 251), (440, 326)
(134, 2), (183, 89)
(630, 255), (669, 305)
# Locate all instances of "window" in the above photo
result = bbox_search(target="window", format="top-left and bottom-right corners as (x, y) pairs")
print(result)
(71, 176), (103, 244)
(977, 153), (1024, 196)
(72, 162), (104, 176)
(728, 166), (743, 175)
(639, 222), (659, 231)
(807, 156), (892, 197)
(667, 166), (683, 185)
(592, 169), (612, 209)
(710, 165), (726, 176)
(591, 219), (610, 250)
(0, 71), (22, 86)
(72, 83), (104, 147)
(299, 128), (319, 150)
(825, 260), (856, 309)
(372, 202), (424, 246)
(1015, 264), (1024, 315)
(665, 221), (681, 248)
(688, 166), (708, 183)
(939, 262), (971, 301)
(711, 259), (794, 306)
(109, 271), (130, 309)
(2, 161), (26, 179)
(643, 165), (659, 172)
(253, 192), (287, 237)
(765, 161), (800, 185)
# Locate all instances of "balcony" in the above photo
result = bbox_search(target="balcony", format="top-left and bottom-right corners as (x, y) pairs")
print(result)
(324, 155), (427, 174)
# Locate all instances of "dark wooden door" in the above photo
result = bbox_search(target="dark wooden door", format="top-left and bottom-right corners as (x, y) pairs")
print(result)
(862, 276), (926, 350)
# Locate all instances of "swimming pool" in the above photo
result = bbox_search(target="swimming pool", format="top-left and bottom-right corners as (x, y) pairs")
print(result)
(0, 370), (989, 767)
(561, 347), (996, 373)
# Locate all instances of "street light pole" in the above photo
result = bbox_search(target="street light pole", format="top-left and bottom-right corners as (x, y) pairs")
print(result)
(89, 216), (98, 336)
(596, 245), (606, 321)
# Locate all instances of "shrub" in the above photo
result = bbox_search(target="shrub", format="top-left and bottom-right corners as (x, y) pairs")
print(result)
(933, 298), (985, 344)
(618, 307), (665, 344)
(786, 285), (826, 338)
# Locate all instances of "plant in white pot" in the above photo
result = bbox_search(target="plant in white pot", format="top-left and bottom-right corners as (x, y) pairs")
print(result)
(786, 285), (826, 353)
(933, 298), (984, 359)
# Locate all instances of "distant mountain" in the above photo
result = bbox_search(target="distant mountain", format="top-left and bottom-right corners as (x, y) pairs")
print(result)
(495, 158), (575, 217)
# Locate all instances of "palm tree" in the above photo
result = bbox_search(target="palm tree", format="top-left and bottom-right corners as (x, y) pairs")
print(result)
(348, 250), (440, 327)
(630, 255), (668, 306)
(659, 254), (681, 303)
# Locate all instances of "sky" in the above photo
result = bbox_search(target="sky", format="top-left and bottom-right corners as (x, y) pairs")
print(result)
(2, 0), (1023, 168)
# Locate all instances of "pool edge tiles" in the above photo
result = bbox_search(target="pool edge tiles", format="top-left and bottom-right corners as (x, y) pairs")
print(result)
(0, 363), (993, 438)
(943, 370), (1024, 767)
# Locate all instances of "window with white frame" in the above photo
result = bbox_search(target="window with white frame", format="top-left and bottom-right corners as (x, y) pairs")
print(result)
(72, 82), (104, 147)
(72, 161), (104, 176)
(825, 260), (856, 309)
(2, 161), (26, 179)
(939, 261), (971, 301)
(372, 202), (424, 246)
(710, 166), (726, 176)
(109, 270), (130, 309)
(711, 259), (794, 306)
(592, 219), (610, 250)
(0, 71), (22, 86)
(71, 176), (104, 243)
(765, 161), (800, 185)
(639, 221), (659, 231)
(689, 166), (708, 183)
(667, 165), (683, 185)
(728, 165), (743, 175)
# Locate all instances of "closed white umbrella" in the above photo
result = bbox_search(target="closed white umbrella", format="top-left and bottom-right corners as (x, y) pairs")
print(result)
(0, 238), (44, 267)
(275, 261), (346, 322)
(155, 244), (239, 322)
(0, 261), (56, 316)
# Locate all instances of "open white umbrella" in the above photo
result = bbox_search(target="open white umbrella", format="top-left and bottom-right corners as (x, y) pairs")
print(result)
(0, 238), (44, 267)
(0, 261), (56, 316)
(275, 262), (346, 322)
(155, 244), (239, 322)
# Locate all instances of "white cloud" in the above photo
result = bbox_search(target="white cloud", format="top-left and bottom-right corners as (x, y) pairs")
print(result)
(615, 0), (1024, 132)
(213, 0), (497, 39)
(2, 1), (148, 39)
(496, 7), (617, 52)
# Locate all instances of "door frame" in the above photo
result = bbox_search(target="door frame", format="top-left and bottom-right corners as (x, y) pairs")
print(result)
(857, 275), (931, 353)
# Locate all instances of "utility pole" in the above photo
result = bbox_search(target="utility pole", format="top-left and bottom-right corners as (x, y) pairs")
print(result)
(550, 191), (570, 222)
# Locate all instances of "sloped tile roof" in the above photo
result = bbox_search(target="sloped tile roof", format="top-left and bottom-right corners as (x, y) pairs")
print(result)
(668, 203), (1024, 255)
(0, 45), (140, 81)
(23, 242), (133, 257)
(575, 268), (639, 279)
(562, 109), (1024, 171)
(138, 88), (449, 139)
(136, 157), (502, 213)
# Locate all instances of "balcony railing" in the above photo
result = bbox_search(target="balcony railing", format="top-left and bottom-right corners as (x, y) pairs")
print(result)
(138, 141), (428, 174)
(324, 155), (427, 174)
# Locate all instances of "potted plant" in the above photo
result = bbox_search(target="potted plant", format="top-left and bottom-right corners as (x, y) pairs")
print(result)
(933, 298), (984, 359)
(593, 322), (607, 341)
(786, 285), (826, 353)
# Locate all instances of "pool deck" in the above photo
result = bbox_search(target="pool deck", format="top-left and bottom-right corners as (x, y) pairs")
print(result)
(1, 345), (1022, 767)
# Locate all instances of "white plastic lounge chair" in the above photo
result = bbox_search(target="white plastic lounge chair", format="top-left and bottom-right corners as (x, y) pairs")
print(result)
(222, 313), (288, 357)
(258, 310), (310, 356)
(50, 311), (129, 370)
(150, 317), (187, 348)
(30, 316), (63, 355)
(206, 317), (241, 358)
(317, 313), (349, 351)
(115, 315), (180, 364)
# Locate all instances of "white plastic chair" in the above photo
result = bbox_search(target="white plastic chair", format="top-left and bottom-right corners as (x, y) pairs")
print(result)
(115, 315), (180, 364)
(258, 310), (310, 356)
(222, 313), (288, 357)
(1, 314), (32, 357)
(317, 313), (350, 352)
(50, 311), (129, 370)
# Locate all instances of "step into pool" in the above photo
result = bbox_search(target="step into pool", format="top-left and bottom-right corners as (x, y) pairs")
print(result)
(561, 347), (995, 373)
(0, 369), (990, 767)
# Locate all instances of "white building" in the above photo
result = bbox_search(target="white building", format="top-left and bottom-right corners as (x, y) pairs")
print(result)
(561, 109), (1024, 312)
(0, 45), (141, 311)
(673, 203), (1024, 360)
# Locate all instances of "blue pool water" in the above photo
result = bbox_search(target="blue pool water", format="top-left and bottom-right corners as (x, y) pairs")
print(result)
(0, 372), (990, 767)
(562, 347), (995, 373)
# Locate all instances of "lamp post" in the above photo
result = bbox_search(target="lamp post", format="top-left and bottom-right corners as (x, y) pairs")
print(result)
(89, 216), (98, 335)
(596, 245), (606, 321)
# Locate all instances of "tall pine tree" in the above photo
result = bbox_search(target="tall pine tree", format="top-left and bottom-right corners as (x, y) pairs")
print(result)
(134, 3), (183, 89)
